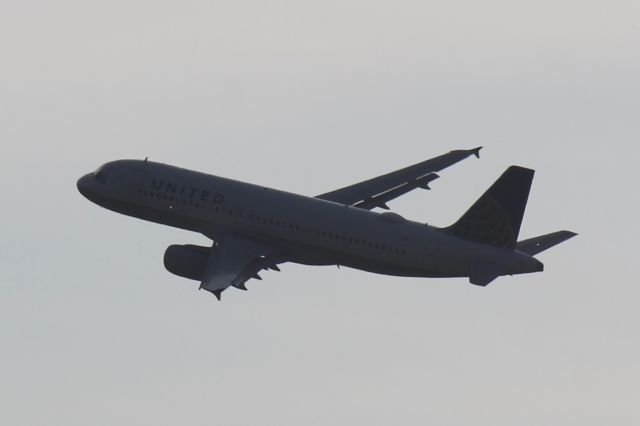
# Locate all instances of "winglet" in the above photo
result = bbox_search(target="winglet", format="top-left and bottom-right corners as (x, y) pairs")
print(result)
(212, 289), (222, 301)
(471, 146), (482, 158)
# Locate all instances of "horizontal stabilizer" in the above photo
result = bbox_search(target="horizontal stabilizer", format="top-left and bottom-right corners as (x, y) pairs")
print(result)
(516, 231), (577, 256)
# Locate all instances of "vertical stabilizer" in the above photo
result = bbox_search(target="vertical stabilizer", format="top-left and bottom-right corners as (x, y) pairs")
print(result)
(445, 166), (534, 249)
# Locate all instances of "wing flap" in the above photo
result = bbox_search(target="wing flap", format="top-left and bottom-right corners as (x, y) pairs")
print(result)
(354, 173), (439, 210)
(199, 234), (284, 299)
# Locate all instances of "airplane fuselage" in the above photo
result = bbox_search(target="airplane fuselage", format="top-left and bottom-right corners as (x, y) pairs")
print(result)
(77, 160), (542, 281)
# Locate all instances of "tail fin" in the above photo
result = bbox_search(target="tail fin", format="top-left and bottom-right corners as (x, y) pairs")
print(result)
(445, 166), (534, 249)
(516, 231), (577, 255)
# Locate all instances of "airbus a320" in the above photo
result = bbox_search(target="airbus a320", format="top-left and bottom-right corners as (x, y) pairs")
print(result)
(77, 148), (576, 300)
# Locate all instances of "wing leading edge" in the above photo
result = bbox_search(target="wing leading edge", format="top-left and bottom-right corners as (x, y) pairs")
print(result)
(316, 147), (481, 208)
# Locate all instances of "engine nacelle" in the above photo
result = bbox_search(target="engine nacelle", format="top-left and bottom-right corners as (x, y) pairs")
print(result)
(163, 244), (210, 281)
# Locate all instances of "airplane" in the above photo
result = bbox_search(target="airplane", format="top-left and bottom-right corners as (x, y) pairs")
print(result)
(77, 147), (576, 300)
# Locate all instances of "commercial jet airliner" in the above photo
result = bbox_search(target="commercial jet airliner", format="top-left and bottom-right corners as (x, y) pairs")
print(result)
(77, 148), (576, 300)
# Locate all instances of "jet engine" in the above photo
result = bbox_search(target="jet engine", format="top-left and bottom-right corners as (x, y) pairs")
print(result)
(163, 244), (210, 281)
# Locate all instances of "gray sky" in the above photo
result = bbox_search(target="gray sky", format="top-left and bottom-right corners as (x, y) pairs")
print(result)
(1, 1), (639, 425)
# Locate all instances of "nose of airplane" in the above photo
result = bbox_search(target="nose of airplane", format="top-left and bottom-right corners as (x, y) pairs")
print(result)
(76, 173), (93, 199)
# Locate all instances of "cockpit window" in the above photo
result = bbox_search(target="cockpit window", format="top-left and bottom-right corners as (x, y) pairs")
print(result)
(93, 165), (107, 184)
(94, 171), (107, 183)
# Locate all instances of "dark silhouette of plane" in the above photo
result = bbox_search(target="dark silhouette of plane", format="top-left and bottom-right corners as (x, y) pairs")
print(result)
(77, 148), (576, 300)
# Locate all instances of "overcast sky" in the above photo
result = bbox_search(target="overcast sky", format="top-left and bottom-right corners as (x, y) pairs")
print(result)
(1, 1), (639, 425)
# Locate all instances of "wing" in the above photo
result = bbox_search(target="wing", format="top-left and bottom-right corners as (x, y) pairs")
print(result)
(316, 147), (482, 209)
(199, 233), (286, 300)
